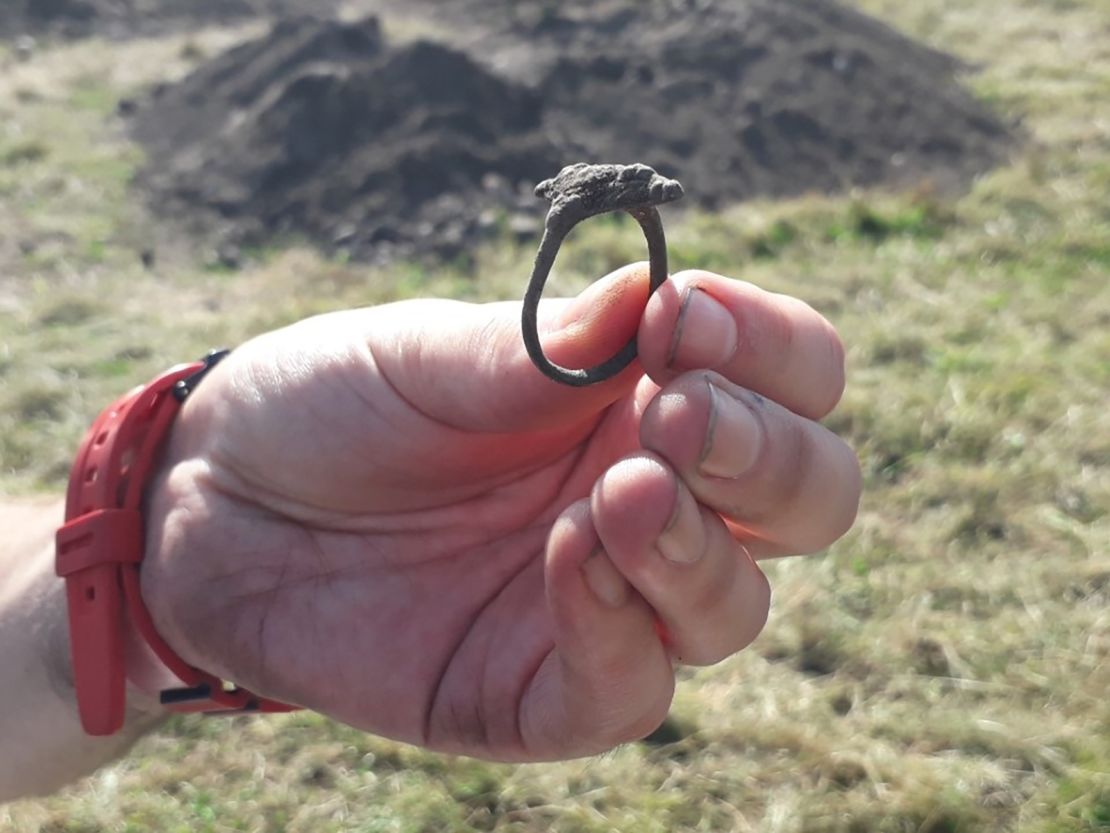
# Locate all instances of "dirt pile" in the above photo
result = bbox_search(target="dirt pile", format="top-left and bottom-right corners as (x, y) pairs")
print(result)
(500, 0), (1012, 206)
(131, 0), (1017, 262)
(132, 17), (560, 261)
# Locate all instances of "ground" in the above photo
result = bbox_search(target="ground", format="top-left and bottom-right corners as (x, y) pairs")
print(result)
(0, 0), (1107, 831)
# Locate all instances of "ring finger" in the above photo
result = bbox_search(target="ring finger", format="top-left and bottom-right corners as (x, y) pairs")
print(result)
(590, 453), (772, 666)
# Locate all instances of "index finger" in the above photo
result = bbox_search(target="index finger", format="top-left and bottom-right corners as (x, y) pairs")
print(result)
(638, 270), (846, 420)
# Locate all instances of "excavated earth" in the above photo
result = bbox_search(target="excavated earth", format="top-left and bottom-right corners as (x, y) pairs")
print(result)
(55, 0), (1022, 261)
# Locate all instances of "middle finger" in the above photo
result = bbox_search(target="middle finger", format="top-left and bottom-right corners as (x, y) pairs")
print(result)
(639, 270), (847, 421)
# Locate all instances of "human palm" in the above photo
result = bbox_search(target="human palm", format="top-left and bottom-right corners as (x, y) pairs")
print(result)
(143, 265), (861, 761)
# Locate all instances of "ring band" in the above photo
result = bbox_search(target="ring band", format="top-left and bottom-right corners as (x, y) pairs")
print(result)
(521, 163), (683, 387)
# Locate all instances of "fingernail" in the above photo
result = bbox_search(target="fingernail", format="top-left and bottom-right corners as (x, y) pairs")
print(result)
(582, 550), (630, 608)
(668, 288), (738, 370)
(657, 483), (707, 564)
(700, 383), (763, 479)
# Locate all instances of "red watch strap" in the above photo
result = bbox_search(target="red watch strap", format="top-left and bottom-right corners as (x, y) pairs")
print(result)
(56, 353), (298, 735)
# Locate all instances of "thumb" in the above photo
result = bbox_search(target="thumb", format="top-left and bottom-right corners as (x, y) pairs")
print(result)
(366, 263), (652, 433)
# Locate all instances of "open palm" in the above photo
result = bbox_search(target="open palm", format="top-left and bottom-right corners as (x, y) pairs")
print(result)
(142, 265), (860, 761)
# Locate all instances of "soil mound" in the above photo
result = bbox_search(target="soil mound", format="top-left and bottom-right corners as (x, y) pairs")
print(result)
(133, 17), (560, 261)
(509, 0), (1011, 207)
(131, 1), (1017, 262)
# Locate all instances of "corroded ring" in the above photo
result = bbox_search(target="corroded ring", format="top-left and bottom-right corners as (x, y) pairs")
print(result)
(522, 163), (684, 387)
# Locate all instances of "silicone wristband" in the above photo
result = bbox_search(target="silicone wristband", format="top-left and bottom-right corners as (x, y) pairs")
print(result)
(55, 351), (299, 736)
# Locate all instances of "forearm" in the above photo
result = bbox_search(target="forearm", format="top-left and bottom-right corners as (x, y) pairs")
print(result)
(0, 499), (166, 802)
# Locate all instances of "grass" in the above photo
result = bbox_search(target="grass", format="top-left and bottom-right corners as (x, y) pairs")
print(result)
(2, 0), (1108, 830)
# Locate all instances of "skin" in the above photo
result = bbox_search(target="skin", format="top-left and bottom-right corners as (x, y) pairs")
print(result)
(1, 263), (860, 798)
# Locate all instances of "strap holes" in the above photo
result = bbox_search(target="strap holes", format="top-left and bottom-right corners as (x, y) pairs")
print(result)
(95, 431), (109, 446)
(84, 466), (98, 483)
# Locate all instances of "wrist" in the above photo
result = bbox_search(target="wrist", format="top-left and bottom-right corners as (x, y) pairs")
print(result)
(0, 501), (70, 700)
(0, 500), (168, 801)
(57, 352), (297, 734)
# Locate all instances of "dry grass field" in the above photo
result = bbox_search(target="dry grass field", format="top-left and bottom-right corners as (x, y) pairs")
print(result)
(1, 0), (1107, 830)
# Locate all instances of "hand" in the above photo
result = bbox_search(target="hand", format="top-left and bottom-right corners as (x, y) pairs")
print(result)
(141, 263), (861, 762)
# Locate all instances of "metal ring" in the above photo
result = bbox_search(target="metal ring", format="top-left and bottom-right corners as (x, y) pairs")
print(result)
(521, 163), (683, 387)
